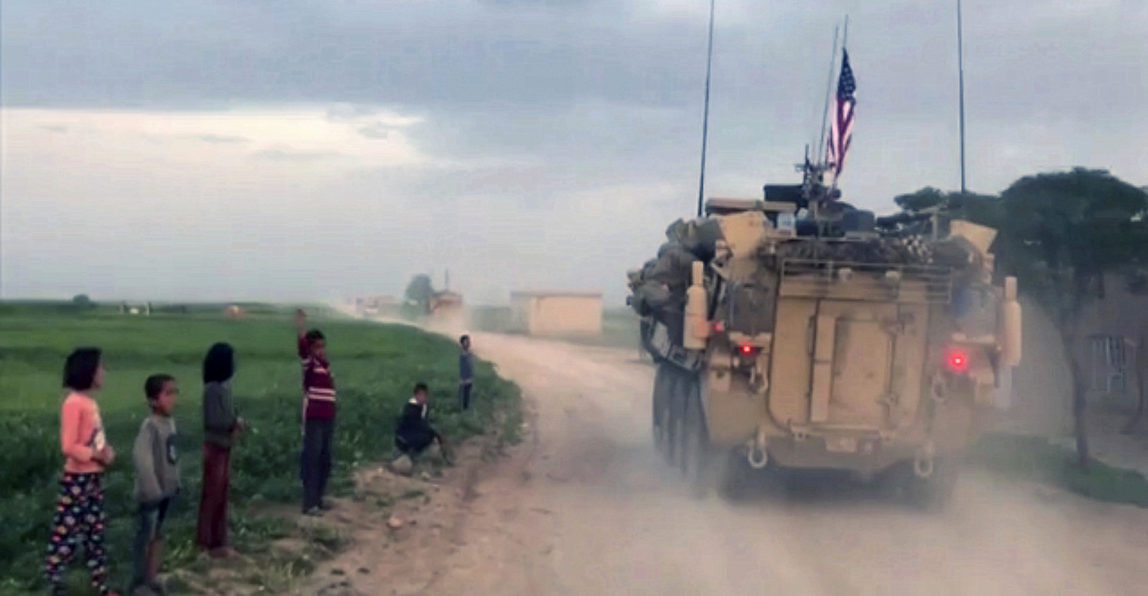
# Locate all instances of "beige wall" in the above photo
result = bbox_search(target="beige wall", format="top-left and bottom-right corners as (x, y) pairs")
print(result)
(1000, 278), (1148, 437)
(999, 296), (1074, 436)
(511, 294), (602, 336)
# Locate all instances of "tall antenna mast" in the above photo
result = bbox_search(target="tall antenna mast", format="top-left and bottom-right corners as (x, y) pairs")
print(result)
(817, 24), (841, 166)
(696, 0), (716, 217)
(841, 16), (849, 68)
(957, 0), (967, 193)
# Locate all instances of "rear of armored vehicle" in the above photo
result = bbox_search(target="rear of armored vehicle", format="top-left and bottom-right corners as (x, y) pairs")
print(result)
(638, 207), (1022, 508)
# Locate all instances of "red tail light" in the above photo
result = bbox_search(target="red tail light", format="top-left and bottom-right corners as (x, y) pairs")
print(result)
(740, 344), (754, 355)
(712, 320), (725, 333)
(946, 348), (970, 373)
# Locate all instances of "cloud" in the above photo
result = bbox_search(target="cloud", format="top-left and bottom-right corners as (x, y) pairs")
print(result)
(39, 124), (68, 133)
(1, 0), (1145, 303)
(194, 133), (250, 144)
(326, 104), (386, 122)
(253, 145), (345, 162)
(357, 123), (391, 140)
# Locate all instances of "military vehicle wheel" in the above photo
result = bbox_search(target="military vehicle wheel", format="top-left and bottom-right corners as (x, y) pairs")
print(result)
(716, 449), (753, 500)
(680, 376), (713, 497)
(652, 364), (674, 460)
(666, 370), (687, 467)
(901, 457), (959, 511)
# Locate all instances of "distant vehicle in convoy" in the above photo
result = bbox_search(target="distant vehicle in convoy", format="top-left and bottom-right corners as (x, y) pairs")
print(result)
(626, 164), (1022, 508)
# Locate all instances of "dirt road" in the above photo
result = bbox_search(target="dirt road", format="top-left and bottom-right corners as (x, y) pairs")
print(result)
(305, 331), (1148, 596)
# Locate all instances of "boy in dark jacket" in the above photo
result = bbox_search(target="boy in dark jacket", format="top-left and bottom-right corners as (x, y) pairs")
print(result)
(458, 335), (474, 411)
(392, 383), (446, 474)
(131, 374), (180, 595)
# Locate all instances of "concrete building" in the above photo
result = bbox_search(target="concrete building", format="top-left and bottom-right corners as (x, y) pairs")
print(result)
(1002, 273), (1148, 436)
(510, 291), (603, 337)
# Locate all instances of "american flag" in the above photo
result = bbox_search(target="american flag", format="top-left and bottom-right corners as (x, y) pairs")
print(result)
(826, 48), (856, 179)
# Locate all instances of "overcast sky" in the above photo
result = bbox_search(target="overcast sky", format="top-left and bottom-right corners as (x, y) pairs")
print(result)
(2, 0), (1145, 305)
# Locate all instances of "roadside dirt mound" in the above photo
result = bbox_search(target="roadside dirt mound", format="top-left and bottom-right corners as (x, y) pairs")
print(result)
(293, 407), (537, 596)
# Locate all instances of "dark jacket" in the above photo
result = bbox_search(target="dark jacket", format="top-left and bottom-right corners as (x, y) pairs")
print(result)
(395, 399), (436, 452)
(459, 352), (474, 384)
(203, 381), (238, 448)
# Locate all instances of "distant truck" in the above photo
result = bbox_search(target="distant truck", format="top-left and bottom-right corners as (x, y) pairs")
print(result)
(627, 183), (1022, 508)
(428, 290), (465, 328)
(430, 291), (463, 315)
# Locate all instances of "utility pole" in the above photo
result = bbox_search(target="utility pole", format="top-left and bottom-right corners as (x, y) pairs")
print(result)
(958, 0), (967, 193)
(696, 0), (716, 217)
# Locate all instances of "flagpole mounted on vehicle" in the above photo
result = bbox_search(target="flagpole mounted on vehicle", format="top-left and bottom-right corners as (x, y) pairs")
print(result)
(841, 16), (849, 63)
(827, 16), (854, 194)
(817, 24), (841, 167)
(957, 0), (967, 194)
(696, 0), (716, 218)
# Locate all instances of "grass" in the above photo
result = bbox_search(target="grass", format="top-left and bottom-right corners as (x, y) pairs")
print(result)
(0, 301), (522, 593)
(968, 432), (1148, 507)
(467, 306), (643, 352)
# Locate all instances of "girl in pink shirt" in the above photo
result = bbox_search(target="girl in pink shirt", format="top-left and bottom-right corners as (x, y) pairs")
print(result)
(45, 347), (118, 596)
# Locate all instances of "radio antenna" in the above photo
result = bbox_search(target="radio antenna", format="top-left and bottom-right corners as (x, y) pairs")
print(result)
(695, 0), (717, 217)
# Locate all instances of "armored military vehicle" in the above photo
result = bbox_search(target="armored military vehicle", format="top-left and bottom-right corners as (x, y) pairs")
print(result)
(626, 164), (1022, 507)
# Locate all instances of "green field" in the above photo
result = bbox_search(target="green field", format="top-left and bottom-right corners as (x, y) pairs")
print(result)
(0, 301), (522, 592)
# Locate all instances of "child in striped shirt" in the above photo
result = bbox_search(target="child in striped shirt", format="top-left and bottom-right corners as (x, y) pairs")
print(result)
(296, 309), (336, 516)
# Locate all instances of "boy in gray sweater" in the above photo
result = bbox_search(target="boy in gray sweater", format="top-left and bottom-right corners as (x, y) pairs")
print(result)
(130, 374), (181, 595)
(458, 335), (474, 411)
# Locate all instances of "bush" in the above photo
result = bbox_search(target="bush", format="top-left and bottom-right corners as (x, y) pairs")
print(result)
(71, 294), (96, 310)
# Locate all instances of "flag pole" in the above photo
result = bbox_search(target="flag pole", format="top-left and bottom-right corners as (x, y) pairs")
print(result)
(830, 16), (849, 193)
(958, 0), (967, 193)
(817, 24), (840, 166)
(696, 0), (716, 217)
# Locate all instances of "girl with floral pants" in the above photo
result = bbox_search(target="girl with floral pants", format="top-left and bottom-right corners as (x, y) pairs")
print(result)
(45, 348), (116, 595)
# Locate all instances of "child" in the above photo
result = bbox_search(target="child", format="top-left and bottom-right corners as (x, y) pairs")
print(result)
(45, 347), (116, 596)
(197, 343), (244, 558)
(458, 335), (474, 411)
(296, 309), (336, 516)
(393, 383), (447, 474)
(130, 374), (180, 595)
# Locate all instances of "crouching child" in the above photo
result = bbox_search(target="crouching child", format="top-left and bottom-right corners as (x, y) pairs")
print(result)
(130, 374), (180, 595)
(392, 383), (448, 475)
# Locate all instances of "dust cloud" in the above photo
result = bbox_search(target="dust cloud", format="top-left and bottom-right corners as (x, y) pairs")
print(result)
(315, 311), (1148, 595)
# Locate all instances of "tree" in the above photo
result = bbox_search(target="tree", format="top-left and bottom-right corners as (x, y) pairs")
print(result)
(404, 274), (435, 315)
(893, 169), (1148, 468)
(893, 187), (1004, 228)
(71, 294), (95, 310)
(993, 169), (1148, 467)
(893, 186), (947, 213)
